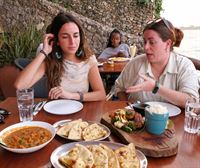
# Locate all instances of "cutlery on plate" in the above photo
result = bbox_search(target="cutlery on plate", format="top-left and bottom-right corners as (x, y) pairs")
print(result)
(33, 101), (47, 116)
(53, 119), (72, 128)
(127, 102), (133, 109)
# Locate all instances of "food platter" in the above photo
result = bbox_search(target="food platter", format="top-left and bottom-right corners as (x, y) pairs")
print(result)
(108, 57), (130, 62)
(50, 141), (148, 168)
(0, 121), (56, 153)
(44, 99), (83, 115)
(53, 119), (110, 141)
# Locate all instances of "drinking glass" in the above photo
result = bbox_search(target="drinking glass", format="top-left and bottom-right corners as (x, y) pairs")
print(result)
(16, 88), (34, 122)
(184, 97), (200, 134)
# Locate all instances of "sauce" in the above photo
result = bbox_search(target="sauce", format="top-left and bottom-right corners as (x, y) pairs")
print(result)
(3, 126), (52, 148)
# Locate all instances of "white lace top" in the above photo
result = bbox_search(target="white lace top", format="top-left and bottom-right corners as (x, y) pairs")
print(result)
(60, 55), (97, 93)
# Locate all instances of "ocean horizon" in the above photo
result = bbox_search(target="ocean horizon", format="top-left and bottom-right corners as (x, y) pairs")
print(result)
(175, 29), (200, 60)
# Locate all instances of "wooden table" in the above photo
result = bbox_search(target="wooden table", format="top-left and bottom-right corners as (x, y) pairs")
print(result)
(98, 61), (128, 74)
(98, 61), (128, 93)
(0, 97), (200, 168)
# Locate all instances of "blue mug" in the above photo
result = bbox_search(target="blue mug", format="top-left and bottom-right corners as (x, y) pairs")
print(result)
(145, 106), (169, 135)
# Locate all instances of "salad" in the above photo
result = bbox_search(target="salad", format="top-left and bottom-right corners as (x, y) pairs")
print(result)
(109, 109), (144, 133)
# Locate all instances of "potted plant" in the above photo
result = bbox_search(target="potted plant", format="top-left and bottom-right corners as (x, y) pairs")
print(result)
(0, 25), (42, 99)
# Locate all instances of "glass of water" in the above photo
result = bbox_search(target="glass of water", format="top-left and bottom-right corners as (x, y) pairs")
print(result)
(16, 88), (34, 122)
(184, 97), (200, 134)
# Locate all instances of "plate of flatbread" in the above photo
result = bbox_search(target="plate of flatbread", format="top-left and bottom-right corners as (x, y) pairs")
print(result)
(50, 141), (147, 168)
(53, 119), (110, 141)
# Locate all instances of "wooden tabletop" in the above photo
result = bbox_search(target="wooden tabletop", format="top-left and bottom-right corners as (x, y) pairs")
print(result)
(0, 97), (200, 168)
(98, 61), (128, 74)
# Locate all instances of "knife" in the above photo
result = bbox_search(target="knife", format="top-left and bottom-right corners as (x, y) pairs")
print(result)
(33, 101), (47, 116)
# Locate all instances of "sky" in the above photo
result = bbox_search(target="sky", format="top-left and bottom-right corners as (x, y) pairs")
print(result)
(161, 0), (200, 27)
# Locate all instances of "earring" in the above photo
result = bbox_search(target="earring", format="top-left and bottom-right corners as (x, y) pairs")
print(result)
(75, 48), (83, 57)
(55, 51), (62, 59)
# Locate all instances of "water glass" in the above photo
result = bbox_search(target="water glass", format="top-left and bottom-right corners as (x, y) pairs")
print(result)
(16, 88), (34, 122)
(184, 97), (200, 134)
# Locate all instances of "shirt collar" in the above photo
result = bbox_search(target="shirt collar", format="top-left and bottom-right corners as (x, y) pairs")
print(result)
(145, 52), (178, 77)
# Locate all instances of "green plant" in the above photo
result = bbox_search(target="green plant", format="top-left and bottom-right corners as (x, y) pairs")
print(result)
(154, 0), (163, 18)
(137, 0), (163, 18)
(0, 25), (42, 67)
(137, 0), (151, 5)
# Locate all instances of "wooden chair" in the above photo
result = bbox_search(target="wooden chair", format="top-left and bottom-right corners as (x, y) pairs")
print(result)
(187, 57), (200, 70)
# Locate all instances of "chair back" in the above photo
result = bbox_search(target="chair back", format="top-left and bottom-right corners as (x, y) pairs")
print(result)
(14, 58), (48, 98)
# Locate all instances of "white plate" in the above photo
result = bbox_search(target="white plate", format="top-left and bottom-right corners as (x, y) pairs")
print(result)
(44, 99), (83, 115)
(53, 120), (110, 141)
(50, 141), (148, 168)
(0, 121), (56, 153)
(146, 101), (181, 117)
(97, 62), (104, 66)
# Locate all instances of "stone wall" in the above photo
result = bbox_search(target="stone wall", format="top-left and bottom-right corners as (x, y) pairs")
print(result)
(0, 0), (154, 56)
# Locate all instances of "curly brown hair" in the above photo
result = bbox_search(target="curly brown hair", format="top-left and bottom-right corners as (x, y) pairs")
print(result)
(45, 12), (93, 90)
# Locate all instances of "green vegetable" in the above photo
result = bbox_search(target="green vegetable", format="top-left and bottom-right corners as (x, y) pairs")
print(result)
(111, 117), (119, 124)
(128, 121), (137, 131)
(121, 125), (132, 133)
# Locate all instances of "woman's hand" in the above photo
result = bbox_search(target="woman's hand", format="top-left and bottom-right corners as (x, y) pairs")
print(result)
(49, 86), (73, 99)
(42, 33), (54, 55)
(126, 74), (155, 93)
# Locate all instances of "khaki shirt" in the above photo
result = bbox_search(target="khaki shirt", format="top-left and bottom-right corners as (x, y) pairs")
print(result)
(115, 52), (199, 102)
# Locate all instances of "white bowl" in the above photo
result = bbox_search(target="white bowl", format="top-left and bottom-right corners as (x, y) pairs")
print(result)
(0, 121), (56, 153)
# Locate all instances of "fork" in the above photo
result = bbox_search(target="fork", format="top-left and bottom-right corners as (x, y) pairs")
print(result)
(33, 101), (47, 116)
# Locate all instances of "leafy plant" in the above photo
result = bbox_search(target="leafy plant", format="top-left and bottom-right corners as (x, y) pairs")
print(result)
(137, 0), (163, 18)
(154, 0), (163, 18)
(137, 0), (151, 5)
(0, 25), (42, 67)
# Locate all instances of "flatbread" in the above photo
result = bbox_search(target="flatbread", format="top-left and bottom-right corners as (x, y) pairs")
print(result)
(115, 143), (140, 168)
(68, 121), (89, 140)
(59, 143), (94, 168)
(87, 145), (108, 168)
(100, 143), (120, 168)
(57, 119), (82, 137)
(82, 123), (107, 140)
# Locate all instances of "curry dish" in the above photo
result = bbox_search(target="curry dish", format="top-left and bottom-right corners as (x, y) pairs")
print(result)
(2, 126), (52, 148)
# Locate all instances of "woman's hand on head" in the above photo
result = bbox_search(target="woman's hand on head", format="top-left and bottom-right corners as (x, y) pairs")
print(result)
(126, 74), (155, 93)
(48, 86), (72, 99)
(42, 33), (54, 55)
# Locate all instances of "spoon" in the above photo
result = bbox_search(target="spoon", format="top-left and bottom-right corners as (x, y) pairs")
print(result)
(0, 140), (7, 147)
(127, 102), (133, 109)
(136, 100), (141, 104)
(53, 119), (71, 128)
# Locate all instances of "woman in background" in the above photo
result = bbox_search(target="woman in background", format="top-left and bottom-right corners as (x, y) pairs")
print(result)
(115, 18), (199, 108)
(98, 29), (130, 62)
(15, 12), (106, 102)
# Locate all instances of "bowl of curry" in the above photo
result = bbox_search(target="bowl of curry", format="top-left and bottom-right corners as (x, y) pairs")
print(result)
(0, 121), (56, 153)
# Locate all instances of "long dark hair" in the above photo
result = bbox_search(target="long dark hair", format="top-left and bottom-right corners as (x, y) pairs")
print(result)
(106, 29), (122, 48)
(45, 12), (93, 89)
(143, 18), (184, 50)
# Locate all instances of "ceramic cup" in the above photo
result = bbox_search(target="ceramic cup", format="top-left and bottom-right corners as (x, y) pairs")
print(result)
(145, 104), (169, 135)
